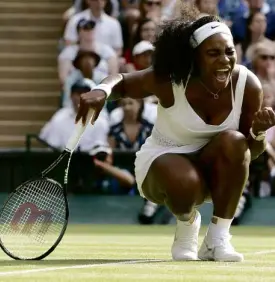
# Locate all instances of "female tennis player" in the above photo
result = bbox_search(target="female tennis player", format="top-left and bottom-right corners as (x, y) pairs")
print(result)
(76, 6), (275, 262)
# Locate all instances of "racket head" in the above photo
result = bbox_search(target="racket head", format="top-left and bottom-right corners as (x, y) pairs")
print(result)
(0, 177), (69, 260)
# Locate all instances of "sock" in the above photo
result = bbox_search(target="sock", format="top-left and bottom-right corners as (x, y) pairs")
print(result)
(206, 216), (233, 241)
(177, 210), (197, 226)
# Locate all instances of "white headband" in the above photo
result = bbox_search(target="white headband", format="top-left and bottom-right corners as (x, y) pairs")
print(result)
(189, 22), (233, 48)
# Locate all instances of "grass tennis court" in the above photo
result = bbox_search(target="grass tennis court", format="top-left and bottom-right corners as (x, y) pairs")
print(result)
(0, 224), (275, 281)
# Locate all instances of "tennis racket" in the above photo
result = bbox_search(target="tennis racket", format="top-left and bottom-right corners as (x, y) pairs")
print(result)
(0, 109), (95, 260)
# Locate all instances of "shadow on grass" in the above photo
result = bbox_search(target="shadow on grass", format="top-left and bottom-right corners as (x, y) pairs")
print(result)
(0, 258), (172, 267)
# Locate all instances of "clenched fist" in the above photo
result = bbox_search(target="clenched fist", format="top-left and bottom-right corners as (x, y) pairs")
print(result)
(252, 107), (275, 134)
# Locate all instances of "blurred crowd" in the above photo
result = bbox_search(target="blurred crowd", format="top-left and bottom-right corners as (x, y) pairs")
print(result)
(38, 0), (275, 224)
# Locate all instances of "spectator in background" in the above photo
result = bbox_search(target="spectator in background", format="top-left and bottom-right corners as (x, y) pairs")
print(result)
(62, 50), (103, 107)
(139, 0), (163, 23)
(195, 0), (218, 16)
(231, 0), (275, 44)
(62, 0), (89, 25)
(64, 0), (123, 56)
(39, 79), (109, 152)
(108, 98), (155, 150)
(132, 18), (157, 45)
(251, 41), (275, 84)
(108, 97), (166, 222)
(124, 41), (154, 72)
(235, 11), (273, 66)
(59, 19), (118, 87)
(90, 144), (136, 194)
(124, 18), (157, 64)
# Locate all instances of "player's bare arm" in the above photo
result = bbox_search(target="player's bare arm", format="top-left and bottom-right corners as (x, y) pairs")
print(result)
(75, 68), (174, 124)
(239, 69), (275, 160)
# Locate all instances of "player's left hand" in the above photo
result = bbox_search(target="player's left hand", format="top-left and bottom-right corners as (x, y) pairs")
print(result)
(252, 107), (275, 134)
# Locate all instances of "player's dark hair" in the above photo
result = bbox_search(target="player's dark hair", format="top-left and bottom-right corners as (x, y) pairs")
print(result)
(152, 5), (221, 85)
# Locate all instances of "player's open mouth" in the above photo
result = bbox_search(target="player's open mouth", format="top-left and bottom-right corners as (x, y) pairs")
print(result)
(214, 69), (230, 82)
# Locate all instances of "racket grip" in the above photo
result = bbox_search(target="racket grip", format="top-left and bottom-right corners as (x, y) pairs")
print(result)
(65, 108), (95, 152)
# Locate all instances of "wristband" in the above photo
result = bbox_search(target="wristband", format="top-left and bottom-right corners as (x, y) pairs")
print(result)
(249, 127), (266, 141)
(93, 83), (112, 98)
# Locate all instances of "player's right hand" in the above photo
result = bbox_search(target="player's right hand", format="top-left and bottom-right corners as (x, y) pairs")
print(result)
(75, 89), (107, 125)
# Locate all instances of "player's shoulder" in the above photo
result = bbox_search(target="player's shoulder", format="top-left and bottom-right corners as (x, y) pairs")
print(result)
(101, 12), (120, 25)
(72, 9), (90, 21)
(234, 64), (262, 95)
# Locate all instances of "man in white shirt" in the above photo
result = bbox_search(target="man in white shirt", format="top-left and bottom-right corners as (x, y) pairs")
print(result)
(59, 19), (119, 86)
(64, 0), (123, 56)
(39, 79), (109, 152)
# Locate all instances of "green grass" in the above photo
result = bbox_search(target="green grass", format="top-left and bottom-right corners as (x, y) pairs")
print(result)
(0, 225), (275, 281)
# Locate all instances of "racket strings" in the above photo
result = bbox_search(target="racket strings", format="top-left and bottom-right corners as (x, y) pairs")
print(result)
(0, 179), (67, 259)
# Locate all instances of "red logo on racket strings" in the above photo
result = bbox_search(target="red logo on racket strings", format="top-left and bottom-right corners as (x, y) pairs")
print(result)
(11, 203), (53, 236)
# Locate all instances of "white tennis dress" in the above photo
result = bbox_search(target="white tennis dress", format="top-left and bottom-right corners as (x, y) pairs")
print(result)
(134, 65), (248, 197)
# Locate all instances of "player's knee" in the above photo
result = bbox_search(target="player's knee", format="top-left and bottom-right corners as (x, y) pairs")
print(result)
(218, 130), (251, 164)
(164, 170), (202, 215)
(165, 199), (194, 216)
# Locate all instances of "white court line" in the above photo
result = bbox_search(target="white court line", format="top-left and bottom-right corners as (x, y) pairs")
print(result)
(249, 249), (275, 255)
(2, 249), (275, 277)
(0, 259), (167, 277)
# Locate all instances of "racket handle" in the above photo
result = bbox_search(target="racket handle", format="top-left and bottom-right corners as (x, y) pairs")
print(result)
(65, 108), (95, 152)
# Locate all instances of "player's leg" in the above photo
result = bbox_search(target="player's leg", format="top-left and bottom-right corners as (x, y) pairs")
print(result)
(198, 130), (251, 261)
(142, 153), (207, 261)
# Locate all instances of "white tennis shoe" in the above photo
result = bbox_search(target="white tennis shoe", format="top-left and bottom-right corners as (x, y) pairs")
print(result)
(171, 210), (201, 261)
(198, 234), (244, 262)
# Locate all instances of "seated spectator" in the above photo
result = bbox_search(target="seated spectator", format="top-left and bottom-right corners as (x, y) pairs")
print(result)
(64, 0), (123, 55)
(62, 0), (88, 29)
(108, 98), (155, 150)
(59, 19), (118, 86)
(63, 0), (88, 24)
(124, 18), (157, 63)
(62, 49), (105, 107)
(110, 99), (157, 128)
(71, 0), (120, 18)
(231, 0), (275, 43)
(108, 97), (165, 221)
(90, 144), (136, 194)
(139, 0), (163, 23)
(235, 11), (273, 65)
(132, 18), (157, 46)
(250, 41), (275, 84)
(123, 40), (154, 72)
(39, 79), (109, 151)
